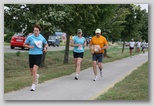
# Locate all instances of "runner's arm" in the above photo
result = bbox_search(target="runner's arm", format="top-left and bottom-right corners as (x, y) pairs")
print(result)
(23, 42), (34, 49)
(84, 39), (87, 47)
(101, 38), (109, 50)
(43, 43), (48, 52)
(89, 38), (94, 54)
(43, 43), (48, 49)
(70, 40), (80, 47)
(101, 44), (108, 50)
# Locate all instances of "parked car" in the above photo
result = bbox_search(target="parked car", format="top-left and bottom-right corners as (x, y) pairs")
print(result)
(48, 36), (60, 47)
(10, 33), (28, 49)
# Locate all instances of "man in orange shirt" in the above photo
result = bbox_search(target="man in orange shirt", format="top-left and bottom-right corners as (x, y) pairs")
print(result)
(89, 28), (108, 81)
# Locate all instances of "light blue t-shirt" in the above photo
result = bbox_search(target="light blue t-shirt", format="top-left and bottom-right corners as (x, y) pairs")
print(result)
(25, 34), (47, 55)
(73, 36), (86, 53)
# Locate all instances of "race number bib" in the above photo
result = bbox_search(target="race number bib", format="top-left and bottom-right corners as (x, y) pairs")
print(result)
(78, 45), (83, 50)
(94, 45), (101, 52)
(34, 41), (42, 48)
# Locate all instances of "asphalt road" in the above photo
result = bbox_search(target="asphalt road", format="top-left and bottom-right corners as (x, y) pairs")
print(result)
(4, 46), (89, 53)
(4, 52), (148, 100)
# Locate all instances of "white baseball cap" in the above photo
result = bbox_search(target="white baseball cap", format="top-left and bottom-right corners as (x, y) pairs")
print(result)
(95, 28), (101, 33)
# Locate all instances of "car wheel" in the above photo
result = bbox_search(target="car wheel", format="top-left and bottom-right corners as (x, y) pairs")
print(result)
(11, 46), (14, 49)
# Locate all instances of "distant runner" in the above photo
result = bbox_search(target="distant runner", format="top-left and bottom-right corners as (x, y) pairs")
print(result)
(141, 40), (147, 54)
(135, 40), (141, 54)
(129, 39), (135, 58)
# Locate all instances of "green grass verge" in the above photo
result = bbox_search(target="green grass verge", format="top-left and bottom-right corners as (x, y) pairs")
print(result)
(96, 62), (148, 100)
(4, 46), (143, 93)
(59, 42), (66, 46)
(4, 42), (10, 46)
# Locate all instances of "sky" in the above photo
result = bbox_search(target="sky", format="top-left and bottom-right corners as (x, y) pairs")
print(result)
(4, 4), (149, 12)
(136, 4), (148, 12)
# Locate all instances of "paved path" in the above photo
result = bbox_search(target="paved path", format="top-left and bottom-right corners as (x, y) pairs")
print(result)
(4, 52), (148, 100)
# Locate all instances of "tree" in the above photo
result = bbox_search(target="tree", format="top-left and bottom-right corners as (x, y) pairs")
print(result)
(120, 4), (138, 53)
(61, 4), (102, 64)
(4, 4), (56, 67)
(93, 4), (128, 57)
(120, 4), (148, 53)
(4, 4), (148, 65)
(135, 8), (148, 42)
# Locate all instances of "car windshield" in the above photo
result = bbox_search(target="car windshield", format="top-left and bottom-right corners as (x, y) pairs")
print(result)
(14, 33), (24, 36)
(48, 36), (56, 40)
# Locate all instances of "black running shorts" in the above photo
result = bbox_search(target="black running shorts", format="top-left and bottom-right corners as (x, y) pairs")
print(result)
(73, 52), (84, 58)
(29, 54), (42, 68)
(92, 53), (104, 62)
(129, 47), (134, 50)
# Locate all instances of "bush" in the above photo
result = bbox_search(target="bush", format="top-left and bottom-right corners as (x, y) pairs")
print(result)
(16, 51), (21, 56)
(4, 32), (14, 42)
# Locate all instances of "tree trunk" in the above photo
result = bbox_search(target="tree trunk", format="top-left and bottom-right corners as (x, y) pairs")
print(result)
(122, 40), (125, 53)
(104, 49), (108, 57)
(63, 33), (70, 64)
(40, 52), (46, 67)
(40, 32), (50, 67)
(112, 39), (114, 44)
(104, 49), (111, 58)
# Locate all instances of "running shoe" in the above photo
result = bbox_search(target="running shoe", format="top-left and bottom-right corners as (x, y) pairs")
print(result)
(75, 77), (78, 80)
(30, 84), (35, 91)
(93, 76), (98, 81)
(75, 74), (79, 80)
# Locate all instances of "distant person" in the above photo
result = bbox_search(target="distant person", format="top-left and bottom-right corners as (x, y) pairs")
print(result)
(23, 24), (48, 91)
(129, 39), (135, 58)
(71, 29), (86, 80)
(135, 40), (141, 54)
(146, 42), (148, 50)
(55, 36), (59, 47)
(141, 40), (147, 54)
(62, 33), (66, 43)
(86, 37), (90, 46)
(89, 28), (108, 81)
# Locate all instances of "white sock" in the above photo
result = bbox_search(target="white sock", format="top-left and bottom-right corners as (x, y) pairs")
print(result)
(31, 84), (35, 90)
(76, 74), (79, 78)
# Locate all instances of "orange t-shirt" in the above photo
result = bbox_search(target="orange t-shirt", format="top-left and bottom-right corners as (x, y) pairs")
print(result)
(90, 35), (108, 54)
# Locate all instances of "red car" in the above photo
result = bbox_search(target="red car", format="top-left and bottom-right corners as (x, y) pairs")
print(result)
(10, 33), (31, 49)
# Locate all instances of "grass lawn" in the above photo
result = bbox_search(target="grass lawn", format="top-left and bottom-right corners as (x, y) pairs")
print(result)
(4, 46), (144, 93)
(4, 42), (10, 46)
(96, 62), (148, 100)
(59, 42), (66, 46)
